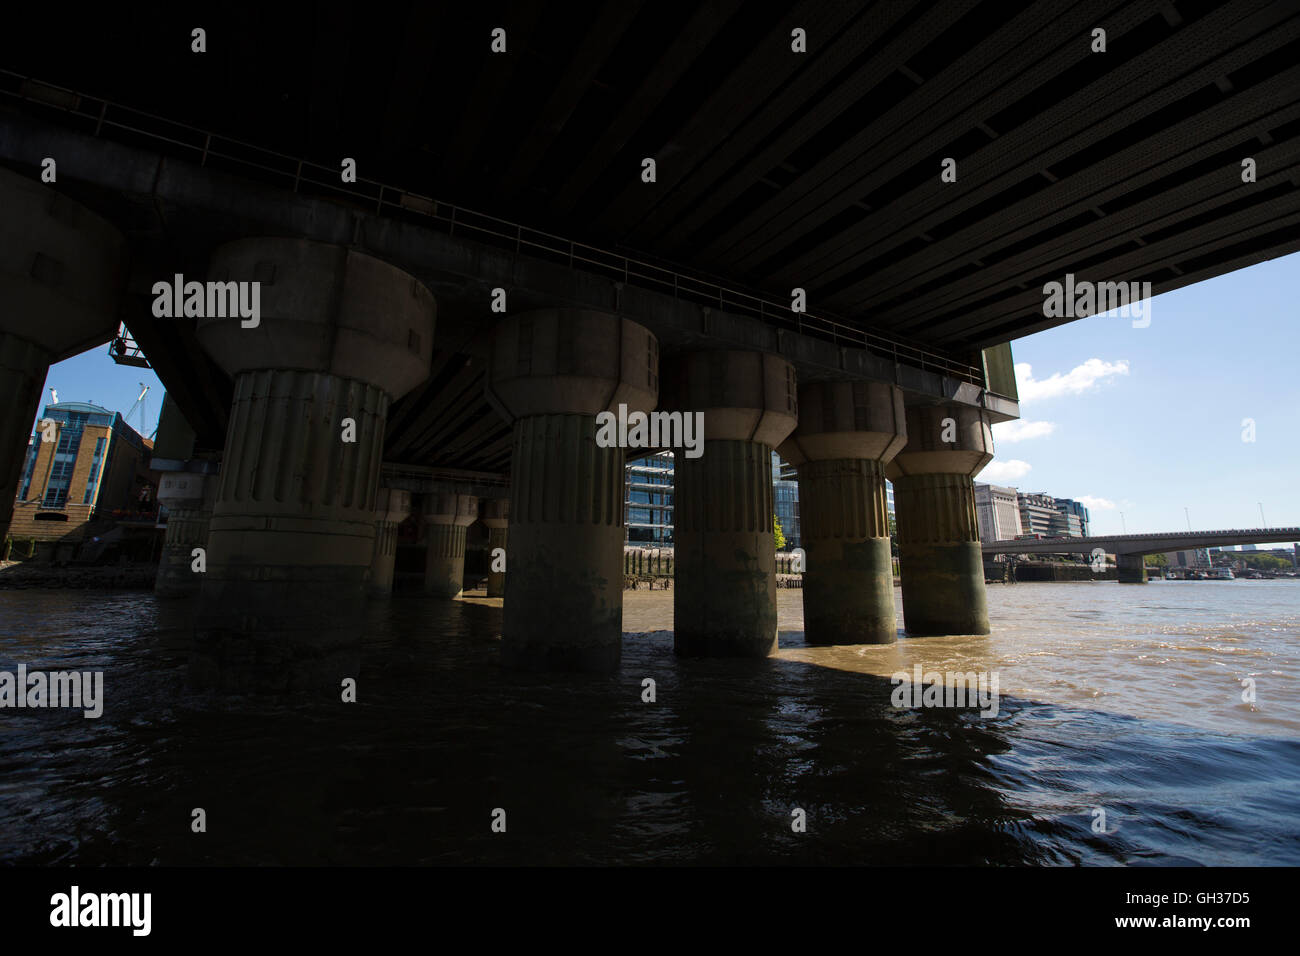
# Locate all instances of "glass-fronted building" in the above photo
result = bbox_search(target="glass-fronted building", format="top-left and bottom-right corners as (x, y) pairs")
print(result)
(622, 450), (900, 551)
(1054, 497), (1091, 538)
(772, 451), (800, 549)
(625, 451), (674, 545)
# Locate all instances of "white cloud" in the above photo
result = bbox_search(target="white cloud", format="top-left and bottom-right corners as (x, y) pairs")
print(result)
(992, 419), (1056, 443)
(1015, 359), (1129, 402)
(1074, 495), (1117, 511)
(979, 459), (1032, 483)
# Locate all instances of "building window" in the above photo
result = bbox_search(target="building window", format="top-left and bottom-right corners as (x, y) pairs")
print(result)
(83, 436), (107, 504)
(18, 444), (37, 500)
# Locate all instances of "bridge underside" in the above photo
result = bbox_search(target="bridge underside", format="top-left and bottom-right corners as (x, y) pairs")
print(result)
(3, 0), (1298, 354)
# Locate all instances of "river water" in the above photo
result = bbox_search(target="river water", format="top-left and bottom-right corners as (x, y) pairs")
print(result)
(1, 580), (1297, 865)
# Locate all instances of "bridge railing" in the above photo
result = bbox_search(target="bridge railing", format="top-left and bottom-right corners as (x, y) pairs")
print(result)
(0, 70), (983, 387)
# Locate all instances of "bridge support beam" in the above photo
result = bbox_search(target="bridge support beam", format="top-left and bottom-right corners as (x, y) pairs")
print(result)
(369, 488), (411, 596)
(485, 309), (658, 671)
(887, 406), (994, 636)
(155, 473), (216, 597)
(780, 382), (906, 644)
(0, 170), (127, 544)
(423, 492), (477, 597)
(661, 350), (798, 657)
(481, 498), (509, 598)
(1117, 552), (1148, 584)
(192, 239), (434, 681)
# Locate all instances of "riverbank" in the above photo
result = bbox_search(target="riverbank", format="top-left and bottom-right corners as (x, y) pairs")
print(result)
(0, 560), (157, 589)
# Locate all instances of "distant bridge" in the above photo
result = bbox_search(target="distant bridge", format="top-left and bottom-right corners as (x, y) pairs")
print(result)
(982, 528), (1300, 583)
(982, 528), (1300, 556)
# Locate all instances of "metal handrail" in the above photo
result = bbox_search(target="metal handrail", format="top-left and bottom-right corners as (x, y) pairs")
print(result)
(1, 69), (983, 385)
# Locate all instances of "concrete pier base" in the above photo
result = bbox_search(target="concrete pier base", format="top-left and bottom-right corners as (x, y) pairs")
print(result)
(485, 309), (657, 672)
(481, 498), (508, 598)
(423, 492), (477, 597)
(154, 473), (216, 597)
(674, 439), (779, 657)
(1117, 552), (1148, 584)
(156, 508), (213, 596)
(780, 382), (906, 645)
(369, 488), (411, 596)
(661, 350), (798, 658)
(199, 369), (389, 634)
(887, 405), (994, 637)
(191, 238), (434, 690)
(798, 459), (895, 643)
(501, 414), (625, 670)
(893, 473), (989, 635)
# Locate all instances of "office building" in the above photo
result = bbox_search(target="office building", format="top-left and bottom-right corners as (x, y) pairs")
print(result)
(9, 401), (153, 547)
(975, 483), (1023, 542)
(625, 451), (674, 545)
(1054, 498), (1091, 538)
(772, 451), (800, 550)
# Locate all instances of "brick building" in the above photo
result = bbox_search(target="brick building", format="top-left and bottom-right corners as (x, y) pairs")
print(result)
(8, 401), (154, 555)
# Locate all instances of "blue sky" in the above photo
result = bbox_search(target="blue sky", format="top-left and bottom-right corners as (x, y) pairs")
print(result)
(33, 346), (165, 441)
(985, 250), (1298, 538)
(30, 250), (1298, 539)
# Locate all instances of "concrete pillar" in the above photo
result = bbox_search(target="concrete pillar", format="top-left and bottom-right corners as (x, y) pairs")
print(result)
(779, 382), (906, 644)
(423, 492), (477, 597)
(194, 239), (434, 646)
(155, 472), (217, 597)
(485, 309), (658, 671)
(1117, 552), (1148, 584)
(660, 350), (798, 657)
(0, 170), (127, 542)
(369, 488), (411, 595)
(886, 405), (994, 636)
(481, 498), (509, 598)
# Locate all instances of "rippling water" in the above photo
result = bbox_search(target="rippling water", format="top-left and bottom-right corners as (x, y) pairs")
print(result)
(1, 580), (1297, 865)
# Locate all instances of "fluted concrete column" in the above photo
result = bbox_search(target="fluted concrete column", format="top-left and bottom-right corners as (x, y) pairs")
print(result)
(886, 405), (994, 636)
(485, 309), (658, 671)
(0, 334), (49, 539)
(1117, 552), (1148, 584)
(0, 170), (127, 542)
(194, 239), (434, 644)
(369, 488), (411, 595)
(661, 350), (798, 657)
(481, 498), (509, 598)
(423, 492), (477, 597)
(780, 382), (906, 644)
(155, 472), (217, 597)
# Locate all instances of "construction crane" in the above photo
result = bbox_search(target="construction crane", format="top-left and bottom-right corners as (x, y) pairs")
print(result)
(124, 383), (156, 440)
